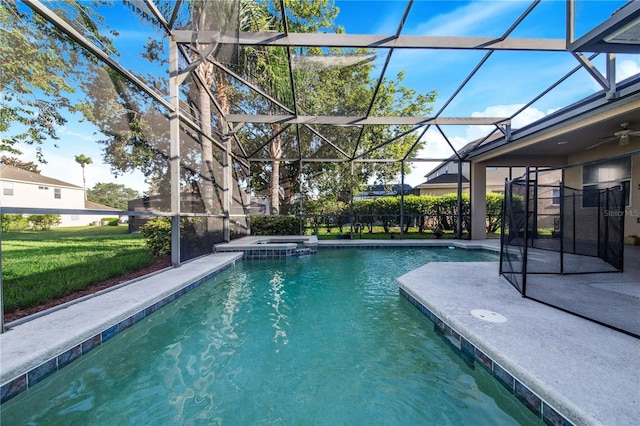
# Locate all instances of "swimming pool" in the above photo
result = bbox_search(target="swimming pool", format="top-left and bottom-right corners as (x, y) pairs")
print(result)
(0, 248), (541, 425)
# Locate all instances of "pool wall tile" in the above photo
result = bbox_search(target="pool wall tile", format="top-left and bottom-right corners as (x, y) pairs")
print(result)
(57, 345), (82, 369)
(515, 381), (542, 416)
(543, 402), (574, 426)
(400, 289), (574, 426)
(131, 310), (146, 324)
(144, 304), (158, 316)
(117, 317), (134, 332)
(0, 257), (240, 405)
(474, 347), (493, 373)
(493, 363), (515, 393)
(82, 335), (102, 354)
(0, 375), (27, 403)
(101, 325), (119, 342)
(27, 359), (58, 387)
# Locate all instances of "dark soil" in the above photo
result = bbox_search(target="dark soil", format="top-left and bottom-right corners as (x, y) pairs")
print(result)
(3, 256), (172, 324)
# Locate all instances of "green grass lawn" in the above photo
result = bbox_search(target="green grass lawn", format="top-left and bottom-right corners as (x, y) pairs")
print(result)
(2, 225), (154, 313)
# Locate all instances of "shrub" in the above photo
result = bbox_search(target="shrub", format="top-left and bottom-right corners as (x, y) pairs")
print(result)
(486, 192), (504, 233)
(251, 216), (299, 235)
(101, 217), (119, 226)
(28, 214), (61, 230)
(1, 214), (29, 232)
(140, 217), (172, 257)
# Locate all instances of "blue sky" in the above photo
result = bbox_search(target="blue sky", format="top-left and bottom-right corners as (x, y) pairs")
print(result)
(12, 0), (640, 191)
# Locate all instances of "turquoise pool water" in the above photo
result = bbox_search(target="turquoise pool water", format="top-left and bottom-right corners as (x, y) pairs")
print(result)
(1, 248), (541, 425)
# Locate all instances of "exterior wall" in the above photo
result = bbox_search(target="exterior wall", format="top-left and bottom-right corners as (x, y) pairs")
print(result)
(417, 186), (470, 196)
(470, 162), (487, 240)
(1, 181), (84, 209)
(0, 180), (108, 227)
(486, 167), (526, 193)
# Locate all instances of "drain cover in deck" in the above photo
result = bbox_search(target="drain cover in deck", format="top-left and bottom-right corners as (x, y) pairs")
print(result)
(471, 309), (507, 323)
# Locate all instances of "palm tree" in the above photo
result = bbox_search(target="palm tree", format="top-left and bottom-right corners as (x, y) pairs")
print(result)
(75, 154), (93, 198)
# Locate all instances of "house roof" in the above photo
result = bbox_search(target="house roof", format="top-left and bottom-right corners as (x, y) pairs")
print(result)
(0, 165), (83, 189)
(84, 200), (119, 210)
(418, 173), (470, 186)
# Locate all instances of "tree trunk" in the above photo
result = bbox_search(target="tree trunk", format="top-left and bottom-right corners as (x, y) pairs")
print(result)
(269, 126), (282, 215)
(197, 66), (215, 214)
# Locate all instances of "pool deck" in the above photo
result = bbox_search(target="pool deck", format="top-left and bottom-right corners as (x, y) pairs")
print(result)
(1, 239), (638, 425)
(397, 240), (640, 426)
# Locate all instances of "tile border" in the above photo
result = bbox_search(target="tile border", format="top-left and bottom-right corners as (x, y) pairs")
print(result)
(0, 260), (237, 404)
(400, 287), (574, 426)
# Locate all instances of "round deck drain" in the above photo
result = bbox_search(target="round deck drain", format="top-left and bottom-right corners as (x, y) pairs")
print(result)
(471, 309), (507, 323)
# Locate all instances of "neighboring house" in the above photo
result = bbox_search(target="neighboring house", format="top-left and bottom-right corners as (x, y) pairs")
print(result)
(416, 172), (470, 196)
(416, 155), (527, 196)
(0, 165), (119, 227)
(354, 184), (414, 200)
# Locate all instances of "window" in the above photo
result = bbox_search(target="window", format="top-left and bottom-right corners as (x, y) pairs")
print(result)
(3, 183), (13, 196)
(582, 156), (631, 207)
(54, 188), (61, 199)
(552, 189), (561, 205)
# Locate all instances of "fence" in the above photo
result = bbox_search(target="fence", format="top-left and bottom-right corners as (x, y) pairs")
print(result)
(500, 167), (633, 336)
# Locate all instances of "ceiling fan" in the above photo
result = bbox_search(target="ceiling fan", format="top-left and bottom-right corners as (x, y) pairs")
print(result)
(586, 122), (640, 150)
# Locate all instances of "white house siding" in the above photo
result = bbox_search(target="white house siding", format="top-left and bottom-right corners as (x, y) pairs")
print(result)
(1, 166), (118, 227)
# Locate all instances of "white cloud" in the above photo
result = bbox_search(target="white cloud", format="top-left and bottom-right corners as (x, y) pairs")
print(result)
(466, 104), (547, 141)
(415, 1), (524, 36)
(404, 129), (467, 186)
(618, 59), (640, 81)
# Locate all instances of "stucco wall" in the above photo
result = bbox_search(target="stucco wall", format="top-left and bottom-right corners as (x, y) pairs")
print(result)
(0, 181), (109, 227)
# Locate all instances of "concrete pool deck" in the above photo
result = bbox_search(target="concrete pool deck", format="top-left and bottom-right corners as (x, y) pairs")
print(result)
(1, 239), (638, 425)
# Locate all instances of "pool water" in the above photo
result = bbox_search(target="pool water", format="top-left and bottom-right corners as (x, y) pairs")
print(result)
(1, 248), (541, 425)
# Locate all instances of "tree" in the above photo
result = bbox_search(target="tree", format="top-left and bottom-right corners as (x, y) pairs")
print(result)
(298, 69), (436, 203)
(28, 214), (61, 231)
(0, 156), (41, 174)
(87, 182), (141, 210)
(238, 0), (341, 215)
(75, 154), (93, 191)
(0, 1), (116, 162)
